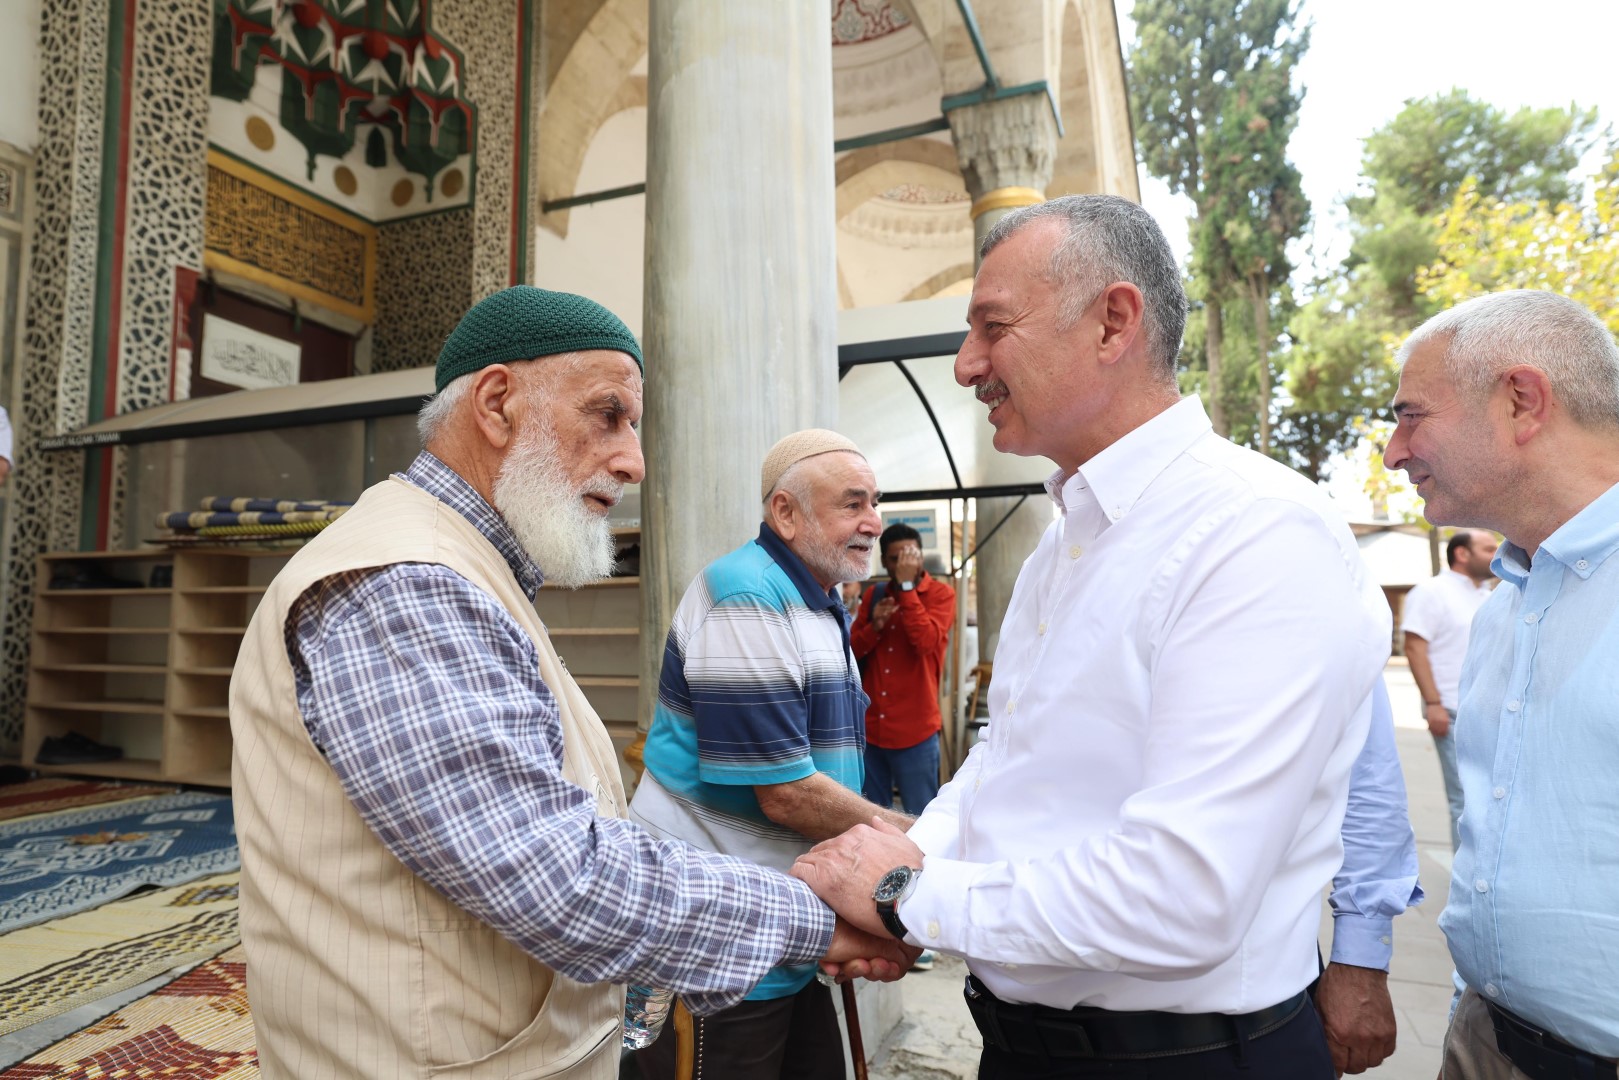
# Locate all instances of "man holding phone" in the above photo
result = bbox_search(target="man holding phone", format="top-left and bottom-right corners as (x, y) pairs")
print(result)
(850, 523), (956, 817)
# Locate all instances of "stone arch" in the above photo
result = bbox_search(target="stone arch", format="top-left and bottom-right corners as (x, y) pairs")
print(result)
(901, 262), (975, 301)
(836, 156), (964, 221)
(535, 0), (648, 239)
(835, 136), (960, 186)
(1050, 0), (1138, 200)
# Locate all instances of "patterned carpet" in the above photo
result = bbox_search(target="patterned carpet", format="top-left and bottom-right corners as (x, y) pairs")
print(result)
(0, 793), (237, 933)
(0, 873), (240, 1036)
(0, 944), (257, 1079)
(0, 781), (174, 824)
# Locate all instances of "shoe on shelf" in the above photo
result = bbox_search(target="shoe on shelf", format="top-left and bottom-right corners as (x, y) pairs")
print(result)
(911, 950), (936, 972)
(35, 732), (125, 765)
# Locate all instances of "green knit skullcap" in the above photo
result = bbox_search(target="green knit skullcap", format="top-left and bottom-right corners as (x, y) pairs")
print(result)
(434, 285), (643, 392)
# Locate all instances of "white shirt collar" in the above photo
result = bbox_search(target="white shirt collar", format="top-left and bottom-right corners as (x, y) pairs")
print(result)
(1046, 397), (1213, 522)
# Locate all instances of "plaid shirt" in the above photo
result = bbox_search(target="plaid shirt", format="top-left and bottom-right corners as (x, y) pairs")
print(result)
(284, 452), (833, 1013)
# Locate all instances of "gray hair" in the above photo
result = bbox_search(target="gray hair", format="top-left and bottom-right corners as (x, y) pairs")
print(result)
(417, 373), (472, 445)
(980, 194), (1188, 378)
(415, 352), (593, 447)
(762, 458), (819, 520)
(1397, 290), (1619, 430)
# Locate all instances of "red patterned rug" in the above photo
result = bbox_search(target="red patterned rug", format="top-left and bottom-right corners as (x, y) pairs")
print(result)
(0, 780), (174, 823)
(0, 945), (257, 1078)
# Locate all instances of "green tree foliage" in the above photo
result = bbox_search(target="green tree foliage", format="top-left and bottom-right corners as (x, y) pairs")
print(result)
(1194, 54), (1310, 454)
(1283, 91), (1600, 483)
(1273, 279), (1399, 481)
(1347, 90), (1600, 318)
(1130, 0), (1309, 441)
(1420, 150), (1619, 333)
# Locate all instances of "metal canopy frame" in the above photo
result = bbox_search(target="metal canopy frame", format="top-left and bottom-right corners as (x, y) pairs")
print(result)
(837, 328), (1043, 505)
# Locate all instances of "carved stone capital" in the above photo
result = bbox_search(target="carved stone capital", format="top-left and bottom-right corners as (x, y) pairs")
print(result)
(945, 93), (1058, 203)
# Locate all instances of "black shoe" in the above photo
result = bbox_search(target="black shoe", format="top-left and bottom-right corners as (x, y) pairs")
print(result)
(35, 733), (125, 764)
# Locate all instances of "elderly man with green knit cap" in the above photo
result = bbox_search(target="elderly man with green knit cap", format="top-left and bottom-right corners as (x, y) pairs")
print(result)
(231, 286), (912, 1080)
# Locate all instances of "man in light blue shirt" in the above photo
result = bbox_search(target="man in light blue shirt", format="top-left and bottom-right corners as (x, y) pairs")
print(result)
(1386, 289), (1619, 1077)
(1320, 677), (1424, 1075)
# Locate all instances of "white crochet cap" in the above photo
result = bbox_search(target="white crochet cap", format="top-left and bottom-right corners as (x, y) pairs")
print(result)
(760, 428), (864, 500)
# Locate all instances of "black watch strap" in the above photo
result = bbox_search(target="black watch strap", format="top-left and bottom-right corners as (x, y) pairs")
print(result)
(877, 898), (909, 941)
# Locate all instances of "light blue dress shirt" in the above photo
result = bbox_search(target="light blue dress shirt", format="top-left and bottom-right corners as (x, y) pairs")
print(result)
(1440, 480), (1619, 1056)
(1331, 677), (1424, 970)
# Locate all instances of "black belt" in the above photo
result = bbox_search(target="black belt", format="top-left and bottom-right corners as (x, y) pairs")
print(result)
(963, 975), (1309, 1060)
(1485, 1000), (1618, 1080)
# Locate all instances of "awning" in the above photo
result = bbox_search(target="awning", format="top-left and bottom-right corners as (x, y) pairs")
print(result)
(44, 297), (1053, 502)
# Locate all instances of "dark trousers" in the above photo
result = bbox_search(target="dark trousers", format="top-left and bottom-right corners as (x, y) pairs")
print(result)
(976, 993), (1335, 1079)
(862, 732), (941, 813)
(636, 979), (845, 1080)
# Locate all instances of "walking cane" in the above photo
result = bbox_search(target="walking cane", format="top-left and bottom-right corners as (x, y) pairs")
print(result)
(842, 982), (869, 1080)
(672, 1000), (695, 1080)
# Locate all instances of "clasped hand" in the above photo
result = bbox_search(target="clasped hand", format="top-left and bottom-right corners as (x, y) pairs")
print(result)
(795, 818), (927, 980)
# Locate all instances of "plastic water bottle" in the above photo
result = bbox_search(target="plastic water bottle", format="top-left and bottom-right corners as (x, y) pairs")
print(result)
(622, 985), (675, 1049)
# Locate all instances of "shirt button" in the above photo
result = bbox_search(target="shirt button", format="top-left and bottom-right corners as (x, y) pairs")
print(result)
(1380, 935), (1391, 945)
(927, 920), (941, 938)
(1494, 787), (1507, 799)
(974, 777), (981, 791)
(1525, 612), (1539, 624)
(1577, 559), (1590, 570)
(1506, 700), (1520, 712)
(1475, 879), (1490, 893)
(1006, 701), (1015, 715)
(1486, 983), (1500, 997)
(1069, 545), (1082, 559)
(1110, 507), (1122, 519)
(1038, 622), (1047, 635)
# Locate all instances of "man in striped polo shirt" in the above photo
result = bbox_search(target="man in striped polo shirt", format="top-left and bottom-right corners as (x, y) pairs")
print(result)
(632, 429), (915, 1079)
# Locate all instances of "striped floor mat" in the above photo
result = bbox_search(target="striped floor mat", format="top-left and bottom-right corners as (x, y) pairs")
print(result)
(0, 873), (240, 1037)
(0, 943), (255, 1078)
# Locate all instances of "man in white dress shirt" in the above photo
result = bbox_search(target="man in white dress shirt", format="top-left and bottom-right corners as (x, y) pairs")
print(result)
(1400, 530), (1496, 850)
(793, 195), (1392, 1078)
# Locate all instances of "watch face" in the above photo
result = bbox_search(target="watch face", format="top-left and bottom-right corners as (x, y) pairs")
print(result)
(873, 866), (913, 903)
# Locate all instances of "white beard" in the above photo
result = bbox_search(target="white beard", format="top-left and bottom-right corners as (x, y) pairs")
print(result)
(795, 516), (873, 586)
(492, 422), (620, 589)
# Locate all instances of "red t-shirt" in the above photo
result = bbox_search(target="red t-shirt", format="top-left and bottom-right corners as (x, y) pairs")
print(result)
(849, 572), (957, 750)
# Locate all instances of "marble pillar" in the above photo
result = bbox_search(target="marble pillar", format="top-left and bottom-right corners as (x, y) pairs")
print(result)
(948, 92), (1060, 664)
(631, 0), (839, 767)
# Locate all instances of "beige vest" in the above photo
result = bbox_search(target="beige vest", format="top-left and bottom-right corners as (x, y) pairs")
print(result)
(231, 477), (627, 1080)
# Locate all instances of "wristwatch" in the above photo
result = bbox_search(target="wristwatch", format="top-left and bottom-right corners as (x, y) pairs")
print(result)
(873, 865), (921, 941)
(899, 581), (915, 592)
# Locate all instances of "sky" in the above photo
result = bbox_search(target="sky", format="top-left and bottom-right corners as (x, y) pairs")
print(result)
(1114, 0), (1619, 276)
(1111, 0), (1619, 515)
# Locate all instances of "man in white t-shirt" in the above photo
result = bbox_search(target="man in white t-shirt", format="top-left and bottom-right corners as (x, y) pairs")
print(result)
(1400, 530), (1497, 849)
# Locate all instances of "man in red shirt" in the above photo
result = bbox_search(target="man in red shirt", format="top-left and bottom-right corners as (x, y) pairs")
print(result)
(850, 524), (956, 817)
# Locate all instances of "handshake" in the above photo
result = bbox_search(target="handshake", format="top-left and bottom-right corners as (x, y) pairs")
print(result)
(793, 818), (931, 984)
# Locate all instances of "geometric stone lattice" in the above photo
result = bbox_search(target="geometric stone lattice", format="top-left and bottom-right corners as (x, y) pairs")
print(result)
(2, 0), (106, 748)
(435, 0), (517, 300)
(109, 0), (212, 548)
(373, 208), (472, 372)
(0, 163), (15, 217)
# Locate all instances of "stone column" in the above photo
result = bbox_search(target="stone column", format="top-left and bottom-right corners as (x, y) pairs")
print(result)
(630, 0), (838, 772)
(948, 93), (1059, 664)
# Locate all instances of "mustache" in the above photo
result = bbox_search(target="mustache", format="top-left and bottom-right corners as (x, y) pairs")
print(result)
(581, 479), (624, 505)
(975, 380), (1009, 404)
